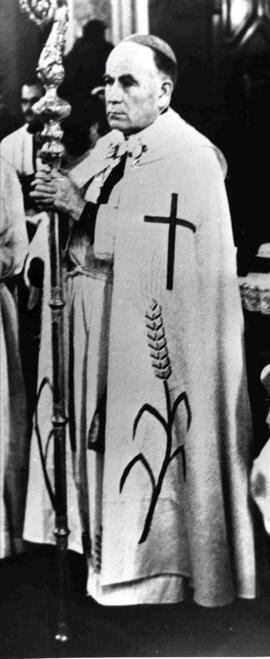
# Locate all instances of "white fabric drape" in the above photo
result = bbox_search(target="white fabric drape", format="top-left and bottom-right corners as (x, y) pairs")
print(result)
(0, 156), (28, 558)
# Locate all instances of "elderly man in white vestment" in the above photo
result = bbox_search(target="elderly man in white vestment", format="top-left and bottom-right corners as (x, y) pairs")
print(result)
(26, 34), (256, 607)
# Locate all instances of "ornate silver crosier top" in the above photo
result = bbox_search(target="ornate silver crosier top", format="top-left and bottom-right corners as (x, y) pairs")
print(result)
(18, 0), (71, 167)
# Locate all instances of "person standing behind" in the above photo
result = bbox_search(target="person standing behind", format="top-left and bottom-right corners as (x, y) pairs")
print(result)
(0, 155), (28, 558)
(60, 19), (113, 103)
(61, 93), (110, 165)
(0, 77), (44, 434)
(1, 77), (44, 241)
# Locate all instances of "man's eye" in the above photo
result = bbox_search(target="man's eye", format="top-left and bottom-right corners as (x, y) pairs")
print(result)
(122, 80), (134, 88)
(121, 76), (137, 88)
(104, 76), (113, 86)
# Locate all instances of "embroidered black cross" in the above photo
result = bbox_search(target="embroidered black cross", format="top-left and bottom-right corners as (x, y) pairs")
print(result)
(144, 193), (196, 290)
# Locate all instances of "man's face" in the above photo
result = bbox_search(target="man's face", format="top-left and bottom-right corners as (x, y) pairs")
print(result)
(21, 84), (43, 126)
(104, 42), (164, 135)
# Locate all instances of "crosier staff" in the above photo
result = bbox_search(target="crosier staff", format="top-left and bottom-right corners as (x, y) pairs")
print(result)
(18, 0), (71, 642)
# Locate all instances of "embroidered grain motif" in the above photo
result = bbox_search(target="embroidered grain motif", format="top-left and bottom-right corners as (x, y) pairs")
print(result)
(120, 299), (191, 544)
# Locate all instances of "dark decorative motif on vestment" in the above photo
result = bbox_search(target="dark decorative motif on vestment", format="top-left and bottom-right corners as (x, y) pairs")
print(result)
(119, 300), (191, 544)
(34, 377), (56, 509)
(92, 528), (103, 573)
(144, 193), (196, 291)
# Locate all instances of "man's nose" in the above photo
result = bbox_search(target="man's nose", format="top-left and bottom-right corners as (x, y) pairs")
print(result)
(106, 81), (123, 103)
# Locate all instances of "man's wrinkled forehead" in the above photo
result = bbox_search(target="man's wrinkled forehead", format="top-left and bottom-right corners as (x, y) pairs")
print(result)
(106, 41), (157, 77)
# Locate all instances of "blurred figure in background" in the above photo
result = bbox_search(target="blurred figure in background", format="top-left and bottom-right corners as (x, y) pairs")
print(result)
(0, 155), (28, 558)
(60, 19), (113, 102)
(0, 77), (44, 241)
(62, 93), (109, 167)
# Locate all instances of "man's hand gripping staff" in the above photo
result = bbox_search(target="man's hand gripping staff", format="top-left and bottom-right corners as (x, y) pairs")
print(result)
(30, 164), (86, 221)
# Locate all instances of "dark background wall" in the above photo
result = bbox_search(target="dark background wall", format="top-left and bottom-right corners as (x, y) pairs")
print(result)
(149, 0), (217, 137)
(149, 0), (270, 265)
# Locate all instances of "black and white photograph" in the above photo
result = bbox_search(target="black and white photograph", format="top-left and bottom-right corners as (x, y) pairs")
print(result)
(1, 1), (270, 657)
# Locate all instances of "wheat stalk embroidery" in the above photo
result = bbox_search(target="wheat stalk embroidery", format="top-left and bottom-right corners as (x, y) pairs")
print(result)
(119, 299), (191, 544)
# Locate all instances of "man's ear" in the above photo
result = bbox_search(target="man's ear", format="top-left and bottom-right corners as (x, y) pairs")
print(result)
(158, 78), (173, 113)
